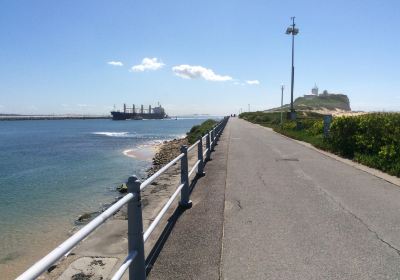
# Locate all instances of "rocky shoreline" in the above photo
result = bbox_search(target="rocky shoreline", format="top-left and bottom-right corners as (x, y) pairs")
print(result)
(147, 138), (188, 176)
(76, 137), (188, 224)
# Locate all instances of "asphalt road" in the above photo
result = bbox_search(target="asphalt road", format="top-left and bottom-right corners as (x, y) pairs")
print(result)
(149, 118), (400, 279)
(147, 121), (229, 280)
(222, 118), (400, 279)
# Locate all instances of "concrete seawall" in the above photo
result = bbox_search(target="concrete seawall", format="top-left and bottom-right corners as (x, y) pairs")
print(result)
(0, 115), (111, 121)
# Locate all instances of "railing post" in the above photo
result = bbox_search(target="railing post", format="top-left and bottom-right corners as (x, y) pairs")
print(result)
(216, 124), (221, 140)
(197, 136), (205, 176)
(179, 145), (192, 209)
(127, 175), (146, 280)
(211, 129), (215, 151)
(206, 132), (211, 161)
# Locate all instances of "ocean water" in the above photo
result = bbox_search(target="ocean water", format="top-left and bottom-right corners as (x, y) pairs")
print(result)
(0, 117), (209, 277)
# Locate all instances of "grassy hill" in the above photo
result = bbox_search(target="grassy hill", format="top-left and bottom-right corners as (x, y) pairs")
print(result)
(268, 93), (351, 112)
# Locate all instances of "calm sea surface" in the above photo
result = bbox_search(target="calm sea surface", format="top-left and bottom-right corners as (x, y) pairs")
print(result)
(0, 118), (209, 277)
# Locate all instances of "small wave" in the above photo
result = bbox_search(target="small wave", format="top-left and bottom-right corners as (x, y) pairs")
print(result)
(92, 132), (170, 140)
(174, 134), (187, 139)
(122, 139), (165, 160)
(122, 149), (136, 158)
(92, 132), (129, 137)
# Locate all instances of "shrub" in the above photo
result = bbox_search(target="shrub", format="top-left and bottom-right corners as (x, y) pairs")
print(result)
(307, 120), (324, 136)
(187, 119), (218, 144)
(282, 121), (296, 130)
(329, 116), (359, 157)
(329, 113), (400, 176)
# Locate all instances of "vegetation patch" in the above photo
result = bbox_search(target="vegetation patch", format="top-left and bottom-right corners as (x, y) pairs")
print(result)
(266, 93), (351, 112)
(187, 119), (218, 144)
(329, 113), (400, 176)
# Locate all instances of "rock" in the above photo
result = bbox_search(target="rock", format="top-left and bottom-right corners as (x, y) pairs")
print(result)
(71, 272), (93, 280)
(47, 264), (57, 273)
(147, 137), (189, 176)
(77, 213), (92, 222)
(116, 183), (127, 193)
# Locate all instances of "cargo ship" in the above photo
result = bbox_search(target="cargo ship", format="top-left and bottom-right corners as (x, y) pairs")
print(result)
(111, 103), (168, 120)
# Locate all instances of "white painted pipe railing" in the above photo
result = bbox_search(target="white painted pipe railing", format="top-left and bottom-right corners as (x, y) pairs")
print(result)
(111, 251), (138, 280)
(188, 160), (201, 178)
(187, 139), (200, 152)
(140, 153), (184, 191)
(17, 116), (229, 280)
(143, 183), (184, 243)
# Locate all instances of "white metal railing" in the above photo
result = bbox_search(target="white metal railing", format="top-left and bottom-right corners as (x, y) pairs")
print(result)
(16, 116), (229, 280)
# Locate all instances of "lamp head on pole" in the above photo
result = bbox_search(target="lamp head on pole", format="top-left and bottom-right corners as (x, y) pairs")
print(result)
(285, 17), (299, 35)
(285, 27), (299, 35)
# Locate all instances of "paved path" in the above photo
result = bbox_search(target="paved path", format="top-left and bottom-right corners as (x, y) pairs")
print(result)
(150, 118), (400, 279)
(147, 122), (229, 280)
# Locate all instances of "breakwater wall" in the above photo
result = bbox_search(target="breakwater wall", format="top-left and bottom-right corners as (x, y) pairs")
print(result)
(0, 115), (111, 121)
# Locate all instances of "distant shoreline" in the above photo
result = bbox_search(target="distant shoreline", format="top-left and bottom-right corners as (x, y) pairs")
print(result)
(0, 115), (111, 121)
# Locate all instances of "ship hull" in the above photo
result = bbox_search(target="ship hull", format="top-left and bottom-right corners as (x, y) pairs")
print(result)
(111, 111), (166, 120)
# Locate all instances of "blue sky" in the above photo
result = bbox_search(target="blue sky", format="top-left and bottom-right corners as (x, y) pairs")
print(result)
(0, 0), (399, 115)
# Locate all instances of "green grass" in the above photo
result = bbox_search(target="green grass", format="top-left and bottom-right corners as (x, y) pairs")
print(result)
(274, 127), (331, 151)
(267, 93), (351, 112)
(187, 119), (218, 144)
(294, 94), (350, 111)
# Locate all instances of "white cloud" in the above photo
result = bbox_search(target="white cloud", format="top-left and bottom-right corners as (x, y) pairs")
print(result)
(131, 57), (164, 72)
(172, 65), (233, 82)
(77, 104), (95, 108)
(246, 80), (260, 85)
(108, 61), (123, 66)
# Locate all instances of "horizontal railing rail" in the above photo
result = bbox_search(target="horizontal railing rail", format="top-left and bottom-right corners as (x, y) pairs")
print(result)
(17, 116), (229, 280)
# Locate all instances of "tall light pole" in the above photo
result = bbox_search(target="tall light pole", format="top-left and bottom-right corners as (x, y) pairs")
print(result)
(280, 84), (284, 126)
(286, 16), (299, 120)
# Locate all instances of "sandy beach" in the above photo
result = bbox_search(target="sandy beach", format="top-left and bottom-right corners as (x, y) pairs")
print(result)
(123, 141), (164, 161)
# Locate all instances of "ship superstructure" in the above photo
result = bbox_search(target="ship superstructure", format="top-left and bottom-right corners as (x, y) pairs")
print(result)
(111, 103), (167, 120)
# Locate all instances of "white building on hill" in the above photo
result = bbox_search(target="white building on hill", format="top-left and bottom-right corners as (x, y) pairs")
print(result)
(304, 84), (319, 99)
(311, 84), (319, 95)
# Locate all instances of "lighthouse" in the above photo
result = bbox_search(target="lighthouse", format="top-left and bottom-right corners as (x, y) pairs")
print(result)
(311, 84), (319, 96)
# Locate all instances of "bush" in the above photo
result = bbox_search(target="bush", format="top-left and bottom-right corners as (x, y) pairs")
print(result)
(187, 119), (218, 144)
(239, 111), (286, 125)
(282, 121), (296, 130)
(307, 120), (324, 135)
(329, 113), (400, 176)
(329, 116), (359, 157)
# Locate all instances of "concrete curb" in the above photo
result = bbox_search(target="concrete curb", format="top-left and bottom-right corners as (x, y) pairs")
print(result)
(247, 121), (400, 188)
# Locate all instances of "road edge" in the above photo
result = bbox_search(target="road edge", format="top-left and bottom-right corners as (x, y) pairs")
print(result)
(245, 120), (400, 188)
